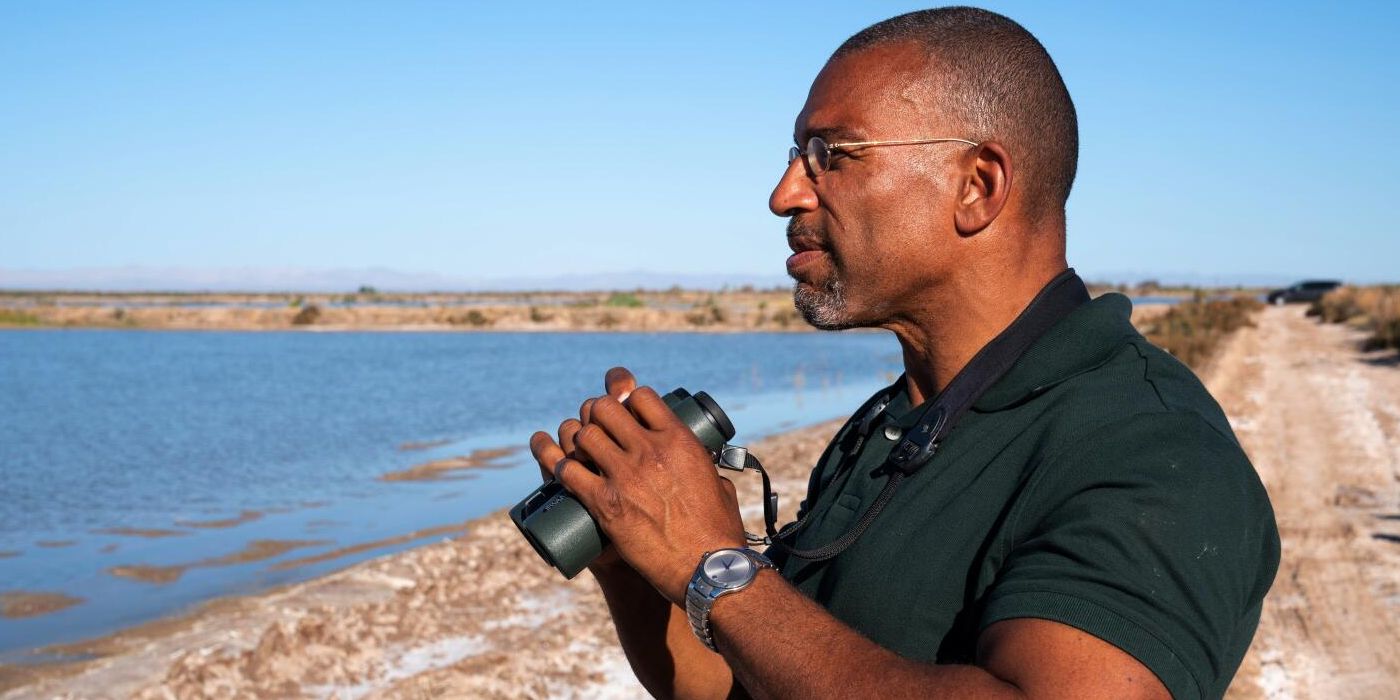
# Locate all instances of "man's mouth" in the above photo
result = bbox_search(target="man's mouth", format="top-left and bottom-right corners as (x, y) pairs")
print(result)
(786, 249), (827, 279)
(785, 231), (830, 280)
(785, 220), (834, 281)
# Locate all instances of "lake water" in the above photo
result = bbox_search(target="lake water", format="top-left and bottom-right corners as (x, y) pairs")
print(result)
(0, 328), (902, 657)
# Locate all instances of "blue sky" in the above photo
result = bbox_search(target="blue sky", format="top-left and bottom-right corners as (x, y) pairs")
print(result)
(2, 1), (1397, 287)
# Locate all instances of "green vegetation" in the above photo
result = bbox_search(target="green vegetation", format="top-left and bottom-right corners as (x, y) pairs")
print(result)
(604, 292), (644, 308)
(1141, 295), (1263, 369)
(528, 306), (553, 323)
(1308, 285), (1400, 352)
(0, 309), (41, 326)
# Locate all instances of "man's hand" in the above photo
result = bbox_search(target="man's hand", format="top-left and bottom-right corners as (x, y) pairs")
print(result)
(527, 371), (627, 571)
(529, 367), (746, 604)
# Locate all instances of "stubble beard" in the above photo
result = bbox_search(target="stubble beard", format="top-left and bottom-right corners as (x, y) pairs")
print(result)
(787, 219), (857, 331)
(793, 275), (856, 331)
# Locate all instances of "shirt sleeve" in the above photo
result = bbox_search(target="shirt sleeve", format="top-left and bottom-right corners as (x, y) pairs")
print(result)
(979, 412), (1280, 700)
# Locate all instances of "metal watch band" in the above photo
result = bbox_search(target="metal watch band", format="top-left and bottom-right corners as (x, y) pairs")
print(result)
(685, 548), (775, 652)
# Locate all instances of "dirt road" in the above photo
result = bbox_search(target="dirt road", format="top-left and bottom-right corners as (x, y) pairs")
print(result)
(1217, 306), (1400, 699)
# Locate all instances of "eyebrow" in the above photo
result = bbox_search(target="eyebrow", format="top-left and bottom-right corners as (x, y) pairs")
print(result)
(795, 125), (866, 145)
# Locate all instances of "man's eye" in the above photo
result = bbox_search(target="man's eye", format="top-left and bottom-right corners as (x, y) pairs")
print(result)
(828, 150), (857, 168)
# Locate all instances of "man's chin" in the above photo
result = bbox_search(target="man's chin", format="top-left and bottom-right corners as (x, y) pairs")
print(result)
(792, 281), (860, 331)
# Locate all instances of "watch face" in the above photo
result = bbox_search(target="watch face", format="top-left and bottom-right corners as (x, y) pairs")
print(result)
(702, 549), (756, 588)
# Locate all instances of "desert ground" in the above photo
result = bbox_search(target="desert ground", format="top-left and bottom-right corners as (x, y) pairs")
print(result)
(3, 303), (1396, 698)
(0, 288), (1178, 333)
(1215, 306), (1400, 699)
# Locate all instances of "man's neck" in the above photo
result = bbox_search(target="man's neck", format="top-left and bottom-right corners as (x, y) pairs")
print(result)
(886, 262), (1069, 406)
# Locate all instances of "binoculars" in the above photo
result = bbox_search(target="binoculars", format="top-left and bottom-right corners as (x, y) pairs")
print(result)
(509, 388), (735, 579)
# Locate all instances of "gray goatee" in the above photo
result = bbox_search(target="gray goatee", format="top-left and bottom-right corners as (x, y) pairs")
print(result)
(787, 219), (855, 331)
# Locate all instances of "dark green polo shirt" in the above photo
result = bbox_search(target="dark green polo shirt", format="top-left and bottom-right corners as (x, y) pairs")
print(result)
(769, 293), (1279, 700)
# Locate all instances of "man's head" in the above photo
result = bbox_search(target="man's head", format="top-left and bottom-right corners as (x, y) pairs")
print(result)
(771, 7), (1078, 330)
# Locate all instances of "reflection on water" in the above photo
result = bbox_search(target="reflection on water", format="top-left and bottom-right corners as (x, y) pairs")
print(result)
(0, 329), (900, 655)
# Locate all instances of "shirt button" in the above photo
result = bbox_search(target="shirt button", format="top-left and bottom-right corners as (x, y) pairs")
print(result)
(883, 425), (903, 441)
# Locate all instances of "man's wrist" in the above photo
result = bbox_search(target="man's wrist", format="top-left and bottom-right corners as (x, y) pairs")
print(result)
(708, 565), (777, 619)
(685, 548), (776, 651)
(666, 538), (747, 603)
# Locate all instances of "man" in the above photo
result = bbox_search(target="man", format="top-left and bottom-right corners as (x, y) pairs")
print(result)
(529, 7), (1278, 699)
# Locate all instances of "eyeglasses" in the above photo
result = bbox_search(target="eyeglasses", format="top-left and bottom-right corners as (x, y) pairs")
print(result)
(788, 135), (979, 177)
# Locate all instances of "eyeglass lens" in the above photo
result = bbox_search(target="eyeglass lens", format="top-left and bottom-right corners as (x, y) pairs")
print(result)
(787, 137), (831, 176)
(807, 137), (829, 174)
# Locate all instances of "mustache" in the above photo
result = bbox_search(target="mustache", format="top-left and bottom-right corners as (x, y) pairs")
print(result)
(785, 218), (829, 247)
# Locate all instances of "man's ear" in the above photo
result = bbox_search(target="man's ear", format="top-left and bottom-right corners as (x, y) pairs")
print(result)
(954, 141), (1012, 236)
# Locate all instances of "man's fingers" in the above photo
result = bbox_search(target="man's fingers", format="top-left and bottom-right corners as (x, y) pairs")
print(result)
(574, 422), (628, 470)
(529, 431), (565, 482)
(558, 419), (582, 455)
(588, 396), (645, 451)
(624, 385), (683, 431)
(553, 456), (605, 508)
(604, 366), (637, 401)
(579, 397), (597, 425)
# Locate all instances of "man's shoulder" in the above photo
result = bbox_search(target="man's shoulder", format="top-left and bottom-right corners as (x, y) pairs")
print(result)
(974, 292), (1237, 453)
(1035, 322), (1239, 455)
(1018, 333), (1269, 518)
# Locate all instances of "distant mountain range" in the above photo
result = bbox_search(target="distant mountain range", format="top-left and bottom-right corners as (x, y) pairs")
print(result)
(0, 266), (1346, 293)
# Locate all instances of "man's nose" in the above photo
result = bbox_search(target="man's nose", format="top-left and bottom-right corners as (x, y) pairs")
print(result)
(769, 157), (819, 217)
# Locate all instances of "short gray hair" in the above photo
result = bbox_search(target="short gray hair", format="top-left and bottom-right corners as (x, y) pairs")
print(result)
(834, 7), (1079, 221)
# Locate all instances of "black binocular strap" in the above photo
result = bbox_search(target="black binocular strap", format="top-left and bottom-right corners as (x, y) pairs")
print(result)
(759, 268), (1090, 562)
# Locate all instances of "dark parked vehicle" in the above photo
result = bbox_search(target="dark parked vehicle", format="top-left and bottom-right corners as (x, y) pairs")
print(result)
(1267, 280), (1342, 305)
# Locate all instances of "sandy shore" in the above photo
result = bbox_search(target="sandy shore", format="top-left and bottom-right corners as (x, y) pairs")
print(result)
(0, 420), (832, 699)
(0, 290), (814, 333)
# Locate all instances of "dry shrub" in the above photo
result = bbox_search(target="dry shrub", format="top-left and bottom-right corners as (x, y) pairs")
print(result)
(686, 299), (726, 327)
(291, 304), (322, 325)
(1308, 285), (1400, 351)
(1307, 286), (1364, 323)
(1141, 295), (1263, 370)
(445, 309), (492, 327)
(769, 306), (800, 329)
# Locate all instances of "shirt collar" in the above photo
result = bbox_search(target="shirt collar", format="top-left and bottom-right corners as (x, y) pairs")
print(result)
(884, 293), (1139, 425)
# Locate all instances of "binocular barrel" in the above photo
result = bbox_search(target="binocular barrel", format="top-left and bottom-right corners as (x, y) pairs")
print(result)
(509, 388), (735, 579)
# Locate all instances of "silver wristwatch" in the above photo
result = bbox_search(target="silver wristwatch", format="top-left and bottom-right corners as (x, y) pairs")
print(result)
(685, 547), (776, 652)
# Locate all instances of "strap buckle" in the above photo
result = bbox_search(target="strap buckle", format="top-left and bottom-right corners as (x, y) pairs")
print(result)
(717, 445), (750, 472)
(887, 406), (946, 474)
